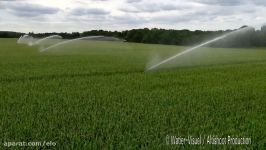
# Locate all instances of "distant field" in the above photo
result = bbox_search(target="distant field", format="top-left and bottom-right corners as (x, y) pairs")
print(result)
(0, 38), (266, 149)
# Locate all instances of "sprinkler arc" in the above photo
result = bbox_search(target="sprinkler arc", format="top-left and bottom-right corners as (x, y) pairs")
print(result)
(147, 27), (250, 71)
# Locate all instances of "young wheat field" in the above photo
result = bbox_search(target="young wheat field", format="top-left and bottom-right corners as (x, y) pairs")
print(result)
(1, 38), (266, 149)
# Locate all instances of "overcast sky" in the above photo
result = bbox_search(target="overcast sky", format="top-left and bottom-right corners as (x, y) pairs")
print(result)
(0, 0), (265, 33)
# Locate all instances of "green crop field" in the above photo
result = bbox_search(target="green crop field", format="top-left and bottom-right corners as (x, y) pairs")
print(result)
(1, 38), (266, 149)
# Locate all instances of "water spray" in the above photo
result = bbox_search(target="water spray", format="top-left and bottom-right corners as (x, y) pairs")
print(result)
(17, 35), (23, 44)
(17, 34), (34, 45)
(146, 27), (250, 71)
(30, 35), (62, 46)
(39, 36), (105, 52)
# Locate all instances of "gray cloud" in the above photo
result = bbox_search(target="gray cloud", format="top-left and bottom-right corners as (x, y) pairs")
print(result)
(0, 0), (22, 1)
(252, 0), (266, 6)
(4, 2), (60, 17)
(0, 4), (4, 9)
(120, 2), (188, 13)
(126, 0), (142, 3)
(151, 5), (256, 25)
(112, 14), (147, 25)
(71, 7), (110, 16)
(192, 0), (247, 6)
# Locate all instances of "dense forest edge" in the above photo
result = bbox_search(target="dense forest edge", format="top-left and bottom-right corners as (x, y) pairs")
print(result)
(1, 25), (266, 48)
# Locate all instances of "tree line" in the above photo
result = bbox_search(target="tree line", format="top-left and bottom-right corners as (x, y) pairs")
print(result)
(1, 25), (266, 47)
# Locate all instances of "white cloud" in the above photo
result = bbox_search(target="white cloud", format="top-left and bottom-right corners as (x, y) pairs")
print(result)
(0, 0), (265, 32)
